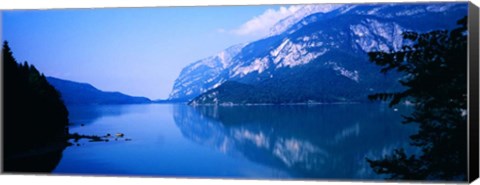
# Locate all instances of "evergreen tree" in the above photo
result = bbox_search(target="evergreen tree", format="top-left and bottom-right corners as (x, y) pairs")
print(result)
(3, 41), (70, 172)
(366, 17), (468, 180)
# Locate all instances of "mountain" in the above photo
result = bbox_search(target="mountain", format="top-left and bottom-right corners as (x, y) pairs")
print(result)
(170, 3), (468, 105)
(46, 77), (151, 105)
(189, 81), (261, 105)
(169, 43), (246, 101)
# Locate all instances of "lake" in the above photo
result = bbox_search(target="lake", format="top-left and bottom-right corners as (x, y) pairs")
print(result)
(53, 103), (417, 180)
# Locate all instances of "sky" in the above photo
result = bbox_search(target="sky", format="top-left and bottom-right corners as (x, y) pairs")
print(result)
(1, 5), (304, 100)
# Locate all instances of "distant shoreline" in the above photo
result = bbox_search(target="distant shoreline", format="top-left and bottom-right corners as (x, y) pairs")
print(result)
(62, 101), (413, 107)
(189, 101), (364, 107)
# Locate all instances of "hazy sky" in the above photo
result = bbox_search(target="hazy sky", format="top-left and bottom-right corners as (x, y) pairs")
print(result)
(2, 5), (303, 100)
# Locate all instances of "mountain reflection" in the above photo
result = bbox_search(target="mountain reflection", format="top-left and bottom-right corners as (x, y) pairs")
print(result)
(66, 104), (129, 126)
(172, 104), (417, 179)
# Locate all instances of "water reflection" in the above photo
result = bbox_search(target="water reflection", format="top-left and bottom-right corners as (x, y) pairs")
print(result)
(4, 144), (66, 173)
(173, 104), (416, 179)
(66, 105), (130, 126)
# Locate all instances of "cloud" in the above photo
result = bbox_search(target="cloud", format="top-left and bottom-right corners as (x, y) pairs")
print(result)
(216, 28), (226, 33)
(228, 4), (343, 38)
(230, 5), (302, 37)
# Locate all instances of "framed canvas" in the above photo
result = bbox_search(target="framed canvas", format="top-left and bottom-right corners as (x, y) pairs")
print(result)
(1, 0), (479, 184)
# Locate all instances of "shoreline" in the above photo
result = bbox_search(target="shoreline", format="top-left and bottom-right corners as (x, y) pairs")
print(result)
(189, 101), (365, 107)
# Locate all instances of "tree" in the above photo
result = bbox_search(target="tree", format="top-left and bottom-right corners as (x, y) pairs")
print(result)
(366, 17), (468, 181)
(3, 41), (70, 172)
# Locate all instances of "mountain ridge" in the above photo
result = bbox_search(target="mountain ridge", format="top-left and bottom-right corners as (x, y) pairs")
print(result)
(171, 3), (468, 105)
(47, 77), (152, 105)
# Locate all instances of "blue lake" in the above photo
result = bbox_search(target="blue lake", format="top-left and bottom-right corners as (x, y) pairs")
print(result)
(53, 103), (417, 180)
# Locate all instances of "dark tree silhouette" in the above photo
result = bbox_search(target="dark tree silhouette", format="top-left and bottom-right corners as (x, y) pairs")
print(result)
(3, 41), (70, 172)
(366, 17), (468, 181)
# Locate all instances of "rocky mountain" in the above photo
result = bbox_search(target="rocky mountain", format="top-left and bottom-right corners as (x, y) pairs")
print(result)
(47, 77), (151, 105)
(169, 43), (246, 101)
(169, 3), (468, 105)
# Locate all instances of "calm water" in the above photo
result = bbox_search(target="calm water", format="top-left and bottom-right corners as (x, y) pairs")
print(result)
(53, 103), (417, 180)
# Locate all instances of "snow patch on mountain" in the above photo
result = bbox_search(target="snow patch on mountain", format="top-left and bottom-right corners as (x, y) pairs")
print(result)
(350, 19), (404, 52)
(274, 40), (327, 68)
(230, 36), (329, 78)
(325, 61), (360, 82)
(232, 57), (270, 77)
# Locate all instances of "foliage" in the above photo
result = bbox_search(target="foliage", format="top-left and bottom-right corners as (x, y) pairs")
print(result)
(366, 17), (467, 180)
(3, 41), (70, 171)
